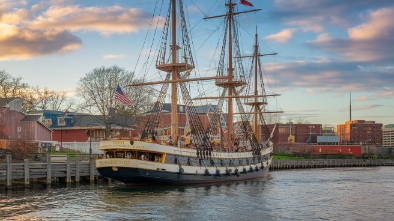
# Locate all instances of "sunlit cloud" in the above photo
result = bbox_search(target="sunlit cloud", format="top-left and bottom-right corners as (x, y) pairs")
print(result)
(28, 6), (163, 36)
(0, 0), (28, 10)
(103, 54), (128, 60)
(264, 59), (394, 95)
(355, 96), (369, 101)
(264, 28), (297, 43)
(0, 4), (163, 60)
(306, 88), (332, 94)
(286, 17), (324, 33)
(0, 27), (82, 60)
(348, 8), (393, 40)
(308, 7), (394, 62)
(376, 88), (394, 98)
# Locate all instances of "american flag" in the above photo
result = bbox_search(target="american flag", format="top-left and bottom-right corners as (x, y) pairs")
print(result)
(115, 85), (132, 105)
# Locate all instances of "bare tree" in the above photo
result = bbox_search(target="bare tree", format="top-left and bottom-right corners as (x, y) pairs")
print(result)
(23, 87), (74, 112)
(77, 65), (156, 136)
(1, 69), (75, 112)
(0, 70), (29, 98)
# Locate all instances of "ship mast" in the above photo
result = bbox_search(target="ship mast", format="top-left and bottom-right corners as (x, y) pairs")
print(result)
(136, 0), (228, 153)
(253, 31), (260, 142)
(154, 0), (194, 142)
(242, 28), (280, 143)
(170, 0), (178, 142)
(204, 0), (260, 146)
(227, 1), (235, 147)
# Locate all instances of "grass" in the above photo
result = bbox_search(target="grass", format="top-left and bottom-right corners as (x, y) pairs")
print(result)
(272, 152), (305, 160)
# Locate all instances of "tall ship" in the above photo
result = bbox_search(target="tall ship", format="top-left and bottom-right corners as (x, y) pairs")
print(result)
(96, 0), (281, 185)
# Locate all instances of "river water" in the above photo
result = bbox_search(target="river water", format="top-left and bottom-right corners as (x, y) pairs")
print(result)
(1, 167), (393, 221)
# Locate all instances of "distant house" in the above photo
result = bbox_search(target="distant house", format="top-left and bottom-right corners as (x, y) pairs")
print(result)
(31, 110), (135, 143)
(0, 98), (52, 148)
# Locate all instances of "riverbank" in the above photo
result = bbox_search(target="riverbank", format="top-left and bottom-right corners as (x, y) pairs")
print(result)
(271, 158), (394, 170)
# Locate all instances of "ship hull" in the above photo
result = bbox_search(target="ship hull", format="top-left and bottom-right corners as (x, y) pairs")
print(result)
(96, 140), (272, 185)
(97, 165), (270, 185)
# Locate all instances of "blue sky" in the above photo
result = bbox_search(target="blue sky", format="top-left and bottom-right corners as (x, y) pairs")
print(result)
(1, 0), (393, 127)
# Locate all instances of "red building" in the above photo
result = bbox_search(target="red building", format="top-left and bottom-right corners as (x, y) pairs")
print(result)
(266, 123), (322, 146)
(0, 98), (52, 148)
(337, 120), (383, 145)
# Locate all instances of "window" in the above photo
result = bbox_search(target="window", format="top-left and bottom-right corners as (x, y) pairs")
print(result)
(58, 117), (66, 126)
(44, 119), (52, 127)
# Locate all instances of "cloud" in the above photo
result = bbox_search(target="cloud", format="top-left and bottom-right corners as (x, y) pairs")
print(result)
(355, 96), (369, 101)
(264, 60), (394, 93)
(0, 26), (82, 60)
(348, 8), (393, 40)
(103, 54), (128, 60)
(306, 88), (332, 94)
(28, 6), (162, 36)
(377, 88), (394, 98)
(265, 28), (297, 43)
(308, 7), (394, 63)
(0, 8), (30, 24)
(286, 18), (324, 33)
(0, 0), (28, 11)
(271, 0), (394, 32)
(352, 104), (383, 110)
(0, 4), (162, 60)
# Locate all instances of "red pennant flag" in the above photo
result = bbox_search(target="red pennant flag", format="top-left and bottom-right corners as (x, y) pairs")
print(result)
(240, 0), (253, 7)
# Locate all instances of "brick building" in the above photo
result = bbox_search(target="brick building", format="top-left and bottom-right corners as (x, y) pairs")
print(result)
(266, 123), (322, 146)
(337, 120), (383, 145)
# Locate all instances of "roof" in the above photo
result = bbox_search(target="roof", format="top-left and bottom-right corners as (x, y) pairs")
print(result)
(0, 97), (25, 111)
(0, 97), (19, 107)
(20, 115), (41, 122)
(72, 115), (106, 127)
(20, 114), (53, 132)
(161, 103), (216, 114)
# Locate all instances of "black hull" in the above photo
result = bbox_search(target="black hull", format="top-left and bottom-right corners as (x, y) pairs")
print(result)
(97, 166), (270, 185)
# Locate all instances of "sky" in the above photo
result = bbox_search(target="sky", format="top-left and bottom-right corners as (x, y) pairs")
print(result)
(1, 0), (393, 127)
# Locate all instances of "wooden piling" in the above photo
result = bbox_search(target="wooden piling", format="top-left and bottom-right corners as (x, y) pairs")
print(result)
(75, 155), (80, 183)
(66, 156), (71, 183)
(46, 154), (51, 185)
(24, 159), (29, 187)
(6, 155), (12, 188)
(89, 157), (94, 184)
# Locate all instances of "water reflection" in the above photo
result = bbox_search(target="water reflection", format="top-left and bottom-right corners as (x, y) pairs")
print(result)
(1, 168), (393, 221)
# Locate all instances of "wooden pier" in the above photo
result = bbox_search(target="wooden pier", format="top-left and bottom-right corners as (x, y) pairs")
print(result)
(2, 156), (394, 188)
(0, 154), (99, 188)
(271, 158), (394, 170)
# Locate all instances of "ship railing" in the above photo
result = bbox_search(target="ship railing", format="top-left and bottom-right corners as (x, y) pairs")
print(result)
(173, 148), (260, 158)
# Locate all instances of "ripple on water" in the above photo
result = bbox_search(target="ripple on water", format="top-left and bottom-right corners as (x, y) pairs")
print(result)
(1, 167), (394, 221)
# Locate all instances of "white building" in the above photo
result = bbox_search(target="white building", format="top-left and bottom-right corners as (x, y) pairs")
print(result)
(383, 124), (394, 148)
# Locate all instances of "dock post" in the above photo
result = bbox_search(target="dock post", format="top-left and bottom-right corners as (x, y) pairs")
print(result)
(6, 154), (12, 189)
(66, 156), (71, 183)
(89, 156), (94, 184)
(46, 154), (51, 185)
(75, 155), (80, 183)
(24, 159), (30, 187)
